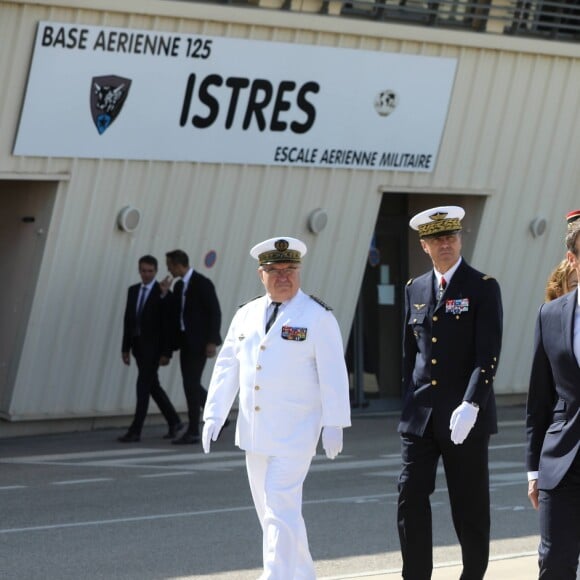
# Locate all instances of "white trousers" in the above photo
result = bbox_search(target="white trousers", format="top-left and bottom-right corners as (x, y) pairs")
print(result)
(245, 452), (316, 580)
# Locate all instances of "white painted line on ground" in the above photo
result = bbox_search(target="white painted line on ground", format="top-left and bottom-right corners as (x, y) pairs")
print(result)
(138, 472), (196, 478)
(0, 491), (402, 535)
(0, 448), (172, 463)
(0, 480), (529, 535)
(0, 505), (256, 534)
(51, 478), (114, 485)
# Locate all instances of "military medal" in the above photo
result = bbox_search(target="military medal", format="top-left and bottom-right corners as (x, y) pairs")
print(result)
(446, 298), (469, 314)
(281, 326), (307, 341)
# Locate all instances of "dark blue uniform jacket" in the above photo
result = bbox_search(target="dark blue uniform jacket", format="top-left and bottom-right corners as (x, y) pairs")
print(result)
(398, 259), (503, 439)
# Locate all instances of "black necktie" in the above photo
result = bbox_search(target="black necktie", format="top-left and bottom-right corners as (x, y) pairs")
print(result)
(265, 302), (281, 333)
(180, 281), (187, 330)
(438, 276), (447, 301)
(135, 286), (147, 336)
(137, 286), (147, 315)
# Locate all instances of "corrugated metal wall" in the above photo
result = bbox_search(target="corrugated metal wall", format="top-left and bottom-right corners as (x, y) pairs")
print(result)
(0, 0), (578, 421)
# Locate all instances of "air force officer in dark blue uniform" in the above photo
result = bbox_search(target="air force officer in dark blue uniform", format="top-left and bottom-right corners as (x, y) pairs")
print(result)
(526, 221), (580, 579)
(397, 206), (503, 580)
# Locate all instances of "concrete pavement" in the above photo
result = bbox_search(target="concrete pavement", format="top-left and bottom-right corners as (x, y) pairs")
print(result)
(0, 404), (561, 579)
(330, 554), (539, 579)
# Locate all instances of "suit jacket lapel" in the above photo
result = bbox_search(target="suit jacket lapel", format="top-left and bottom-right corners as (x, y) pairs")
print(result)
(277, 290), (307, 330)
(262, 290), (308, 336)
(144, 282), (159, 311)
(130, 285), (139, 308)
(129, 285), (139, 324)
(562, 291), (577, 367)
(174, 279), (184, 309)
(252, 296), (268, 339)
(413, 275), (435, 314)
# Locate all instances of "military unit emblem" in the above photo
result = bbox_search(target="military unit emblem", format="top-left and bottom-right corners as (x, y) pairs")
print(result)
(90, 75), (132, 135)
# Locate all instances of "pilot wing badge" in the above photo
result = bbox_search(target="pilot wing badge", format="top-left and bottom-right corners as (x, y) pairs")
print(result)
(90, 75), (132, 135)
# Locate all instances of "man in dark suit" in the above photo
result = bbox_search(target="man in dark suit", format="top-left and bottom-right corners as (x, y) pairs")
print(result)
(119, 255), (183, 443)
(165, 249), (222, 444)
(526, 221), (580, 579)
(397, 206), (503, 580)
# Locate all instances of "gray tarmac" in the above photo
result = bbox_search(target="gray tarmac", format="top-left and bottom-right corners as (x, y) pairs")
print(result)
(0, 405), (550, 579)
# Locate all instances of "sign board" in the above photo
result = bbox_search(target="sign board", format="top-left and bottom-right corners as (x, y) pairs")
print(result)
(14, 22), (458, 171)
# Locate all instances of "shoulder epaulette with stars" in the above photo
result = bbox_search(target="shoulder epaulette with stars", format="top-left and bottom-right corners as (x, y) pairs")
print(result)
(309, 295), (332, 310)
(482, 275), (495, 281)
(238, 295), (262, 308)
(406, 278), (414, 286)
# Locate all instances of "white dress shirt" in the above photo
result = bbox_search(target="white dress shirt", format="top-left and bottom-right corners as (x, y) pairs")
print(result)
(433, 256), (462, 296)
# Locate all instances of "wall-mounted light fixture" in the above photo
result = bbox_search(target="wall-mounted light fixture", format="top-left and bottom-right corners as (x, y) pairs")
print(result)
(117, 206), (141, 233)
(307, 208), (328, 234)
(529, 217), (547, 238)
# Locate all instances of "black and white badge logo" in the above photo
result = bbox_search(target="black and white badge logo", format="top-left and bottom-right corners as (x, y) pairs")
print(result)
(374, 89), (398, 117)
(90, 75), (132, 134)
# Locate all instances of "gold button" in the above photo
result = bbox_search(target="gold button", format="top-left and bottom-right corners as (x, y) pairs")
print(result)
(431, 359), (437, 365)
(491, 364), (495, 369)
(256, 364), (262, 370)
(485, 380), (489, 384)
(255, 406), (261, 411)
(455, 315), (460, 319)
(413, 318), (417, 323)
(431, 380), (438, 386)
(433, 315), (438, 322)
(481, 369), (486, 373)
(432, 337), (437, 343)
(255, 385), (260, 391)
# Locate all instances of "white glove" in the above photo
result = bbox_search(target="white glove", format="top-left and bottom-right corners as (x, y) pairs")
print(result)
(322, 426), (343, 460)
(202, 419), (223, 454)
(449, 401), (479, 445)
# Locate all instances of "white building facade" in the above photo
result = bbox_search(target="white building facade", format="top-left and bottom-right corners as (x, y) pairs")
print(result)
(0, 0), (578, 434)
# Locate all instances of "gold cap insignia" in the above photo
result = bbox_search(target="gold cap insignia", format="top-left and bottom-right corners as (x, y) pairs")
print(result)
(274, 239), (290, 252)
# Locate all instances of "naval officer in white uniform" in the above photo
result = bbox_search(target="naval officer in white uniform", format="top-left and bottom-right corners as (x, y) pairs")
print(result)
(202, 236), (351, 579)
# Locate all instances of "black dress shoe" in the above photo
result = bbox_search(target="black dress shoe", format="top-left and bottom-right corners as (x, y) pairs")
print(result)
(172, 432), (200, 445)
(163, 421), (184, 439)
(117, 432), (140, 443)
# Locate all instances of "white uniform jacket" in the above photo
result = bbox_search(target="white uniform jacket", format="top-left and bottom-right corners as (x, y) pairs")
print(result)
(204, 289), (351, 457)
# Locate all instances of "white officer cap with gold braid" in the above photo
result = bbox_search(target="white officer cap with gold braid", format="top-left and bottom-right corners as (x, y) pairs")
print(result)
(409, 206), (465, 239)
(250, 236), (307, 265)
